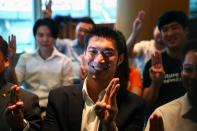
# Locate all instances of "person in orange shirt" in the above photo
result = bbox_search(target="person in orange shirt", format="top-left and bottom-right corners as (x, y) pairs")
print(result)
(128, 66), (143, 96)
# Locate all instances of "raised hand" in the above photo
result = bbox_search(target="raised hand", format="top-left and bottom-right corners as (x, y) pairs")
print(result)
(5, 85), (26, 129)
(149, 114), (164, 131)
(149, 51), (165, 86)
(95, 78), (120, 130)
(132, 10), (145, 36)
(127, 10), (145, 55)
(8, 34), (16, 58)
(80, 55), (87, 80)
(43, 0), (52, 18)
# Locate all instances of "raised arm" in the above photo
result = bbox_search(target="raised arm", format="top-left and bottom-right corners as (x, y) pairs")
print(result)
(6, 35), (18, 85)
(127, 10), (145, 57)
(42, 0), (52, 18)
(142, 51), (165, 105)
(8, 34), (16, 66)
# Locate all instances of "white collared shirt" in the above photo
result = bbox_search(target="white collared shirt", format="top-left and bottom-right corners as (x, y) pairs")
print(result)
(81, 78), (106, 131)
(145, 93), (197, 131)
(15, 47), (73, 107)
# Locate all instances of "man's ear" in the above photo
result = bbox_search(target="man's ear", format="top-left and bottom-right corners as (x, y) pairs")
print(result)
(4, 57), (10, 68)
(118, 54), (124, 66)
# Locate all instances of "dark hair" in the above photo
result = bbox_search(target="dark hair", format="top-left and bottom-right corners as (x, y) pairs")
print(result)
(33, 18), (59, 39)
(157, 10), (189, 31)
(0, 36), (8, 59)
(181, 39), (197, 62)
(79, 17), (95, 27)
(85, 26), (129, 100)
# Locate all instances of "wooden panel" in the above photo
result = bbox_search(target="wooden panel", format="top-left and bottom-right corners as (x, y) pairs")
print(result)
(116, 0), (189, 41)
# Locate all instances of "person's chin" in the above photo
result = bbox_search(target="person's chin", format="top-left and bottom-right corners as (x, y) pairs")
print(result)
(168, 42), (180, 49)
(41, 46), (52, 50)
(89, 70), (109, 79)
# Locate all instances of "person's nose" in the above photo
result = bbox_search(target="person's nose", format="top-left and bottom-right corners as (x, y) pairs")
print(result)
(42, 35), (48, 42)
(166, 28), (174, 36)
(94, 53), (105, 64)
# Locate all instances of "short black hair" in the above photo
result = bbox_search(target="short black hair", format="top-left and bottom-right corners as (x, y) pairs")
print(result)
(79, 17), (95, 27)
(84, 26), (129, 99)
(33, 18), (59, 39)
(85, 26), (125, 55)
(157, 10), (189, 31)
(0, 35), (8, 59)
(181, 39), (197, 62)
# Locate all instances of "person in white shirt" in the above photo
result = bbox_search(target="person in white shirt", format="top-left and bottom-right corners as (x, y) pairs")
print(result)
(127, 10), (166, 74)
(15, 18), (73, 108)
(42, 2), (95, 84)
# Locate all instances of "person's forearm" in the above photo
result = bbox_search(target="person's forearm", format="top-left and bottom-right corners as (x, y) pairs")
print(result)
(142, 82), (161, 106)
(126, 33), (138, 57)
(102, 121), (118, 131)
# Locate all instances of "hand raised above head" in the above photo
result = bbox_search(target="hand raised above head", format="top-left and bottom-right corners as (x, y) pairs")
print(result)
(42, 0), (52, 18)
(132, 10), (145, 35)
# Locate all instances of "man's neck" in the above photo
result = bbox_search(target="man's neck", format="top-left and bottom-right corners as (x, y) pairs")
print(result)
(86, 77), (110, 103)
(166, 48), (181, 59)
(39, 48), (53, 59)
(154, 42), (166, 51)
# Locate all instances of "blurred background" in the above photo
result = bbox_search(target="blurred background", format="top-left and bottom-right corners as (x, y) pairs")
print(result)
(0, 0), (196, 53)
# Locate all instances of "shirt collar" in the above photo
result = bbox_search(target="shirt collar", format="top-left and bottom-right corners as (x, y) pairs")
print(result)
(181, 93), (197, 122)
(181, 93), (192, 116)
(72, 39), (78, 47)
(35, 47), (63, 60)
(82, 78), (106, 106)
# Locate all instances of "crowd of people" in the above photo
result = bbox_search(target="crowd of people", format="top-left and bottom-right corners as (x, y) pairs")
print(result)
(0, 1), (196, 131)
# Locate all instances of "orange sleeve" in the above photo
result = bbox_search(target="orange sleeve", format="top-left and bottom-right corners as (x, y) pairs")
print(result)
(128, 67), (142, 92)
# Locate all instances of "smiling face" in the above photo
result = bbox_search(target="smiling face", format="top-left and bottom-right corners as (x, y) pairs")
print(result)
(181, 51), (197, 98)
(36, 25), (55, 52)
(84, 36), (123, 81)
(161, 22), (187, 50)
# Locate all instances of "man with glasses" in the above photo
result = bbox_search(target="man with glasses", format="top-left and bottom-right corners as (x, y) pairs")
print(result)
(43, 26), (146, 131)
(145, 39), (197, 131)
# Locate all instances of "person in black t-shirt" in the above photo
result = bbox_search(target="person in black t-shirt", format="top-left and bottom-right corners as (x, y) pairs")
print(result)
(142, 11), (189, 112)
